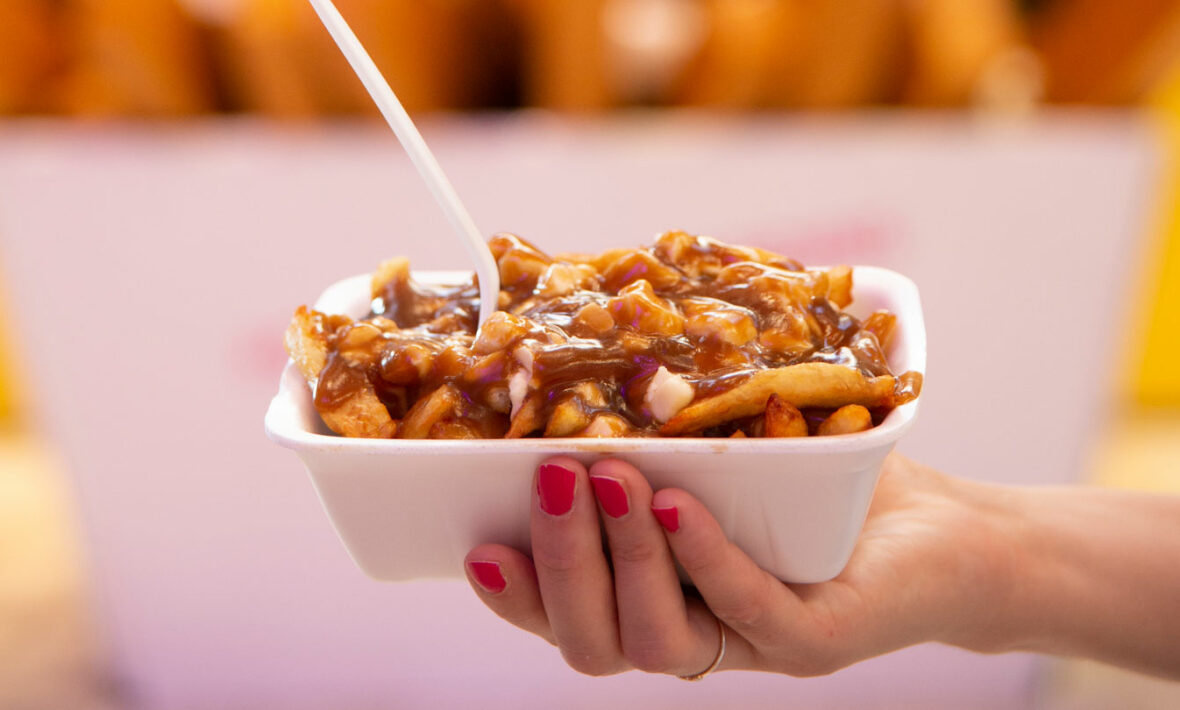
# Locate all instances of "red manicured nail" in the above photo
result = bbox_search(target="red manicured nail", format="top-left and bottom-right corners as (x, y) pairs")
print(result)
(537, 464), (576, 515)
(589, 476), (629, 518)
(652, 506), (680, 532)
(468, 561), (506, 594)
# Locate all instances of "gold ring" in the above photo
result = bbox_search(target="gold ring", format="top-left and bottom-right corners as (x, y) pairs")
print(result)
(678, 617), (726, 681)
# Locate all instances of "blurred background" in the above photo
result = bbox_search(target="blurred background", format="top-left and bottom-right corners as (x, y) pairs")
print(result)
(1, 0), (1178, 708)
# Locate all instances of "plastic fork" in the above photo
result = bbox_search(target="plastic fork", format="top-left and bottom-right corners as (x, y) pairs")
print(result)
(305, 0), (500, 327)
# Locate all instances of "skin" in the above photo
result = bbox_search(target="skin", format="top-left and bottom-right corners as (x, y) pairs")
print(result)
(465, 453), (1180, 679)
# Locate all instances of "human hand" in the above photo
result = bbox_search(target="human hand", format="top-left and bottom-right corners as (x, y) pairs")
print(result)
(463, 453), (1019, 678)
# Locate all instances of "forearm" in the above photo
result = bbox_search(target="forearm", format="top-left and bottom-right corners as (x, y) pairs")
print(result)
(957, 482), (1180, 678)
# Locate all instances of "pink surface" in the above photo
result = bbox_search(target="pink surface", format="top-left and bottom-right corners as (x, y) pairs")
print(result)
(0, 114), (1157, 709)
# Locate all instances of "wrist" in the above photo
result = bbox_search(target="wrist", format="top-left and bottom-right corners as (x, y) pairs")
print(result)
(937, 483), (1152, 661)
(925, 476), (1040, 654)
(876, 459), (1180, 677)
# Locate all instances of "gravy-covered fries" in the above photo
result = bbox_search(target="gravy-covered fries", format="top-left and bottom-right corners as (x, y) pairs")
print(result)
(286, 232), (922, 439)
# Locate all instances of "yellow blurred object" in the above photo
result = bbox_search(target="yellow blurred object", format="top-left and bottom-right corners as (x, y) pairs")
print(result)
(1090, 411), (1180, 492)
(0, 434), (114, 707)
(57, 0), (214, 116)
(0, 0), (61, 114)
(1137, 66), (1180, 406)
(0, 283), (20, 427)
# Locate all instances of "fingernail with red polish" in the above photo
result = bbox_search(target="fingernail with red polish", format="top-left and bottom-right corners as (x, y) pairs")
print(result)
(468, 561), (506, 594)
(589, 476), (629, 518)
(537, 464), (576, 516)
(652, 506), (680, 532)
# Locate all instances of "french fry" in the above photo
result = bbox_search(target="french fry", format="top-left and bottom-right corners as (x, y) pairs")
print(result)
(285, 306), (332, 385)
(398, 384), (460, 439)
(544, 383), (608, 436)
(505, 394), (543, 438)
(763, 394), (809, 437)
(536, 262), (598, 298)
(861, 311), (897, 350)
(573, 302), (615, 335)
(462, 351), (508, 386)
(575, 413), (631, 438)
(545, 398), (591, 437)
(601, 250), (683, 292)
(472, 312), (529, 355)
(896, 371), (924, 402)
(321, 391), (398, 439)
(381, 341), (433, 386)
(660, 363), (896, 435)
(589, 247), (636, 274)
(826, 265), (853, 309)
(496, 240), (552, 291)
(817, 404), (873, 436)
(429, 419), (481, 440)
(286, 307), (398, 439)
(607, 280), (685, 336)
(371, 257), (410, 300)
(683, 302), (758, 347)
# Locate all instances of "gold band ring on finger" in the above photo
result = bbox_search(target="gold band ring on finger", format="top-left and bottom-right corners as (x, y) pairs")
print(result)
(678, 618), (726, 681)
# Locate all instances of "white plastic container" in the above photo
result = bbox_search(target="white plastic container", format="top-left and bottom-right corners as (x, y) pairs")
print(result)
(265, 267), (925, 584)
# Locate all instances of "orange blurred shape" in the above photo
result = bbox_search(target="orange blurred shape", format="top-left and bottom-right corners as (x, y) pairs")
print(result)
(57, 0), (214, 116)
(676, 0), (1018, 111)
(783, 0), (906, 109)
(676, 0), (802, 108)
(1035, 0), (1180, 103)
(904, 0), (1027, 106)
(511, 0), (615, 111)
(221, 0), (498, 117)
(0, 0), (61, 114)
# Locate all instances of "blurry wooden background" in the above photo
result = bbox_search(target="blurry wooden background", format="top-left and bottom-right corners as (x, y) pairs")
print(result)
(2, 0), (1180, 118)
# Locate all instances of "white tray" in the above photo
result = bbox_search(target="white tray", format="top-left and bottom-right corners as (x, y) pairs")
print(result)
(265, 267), (925, 583)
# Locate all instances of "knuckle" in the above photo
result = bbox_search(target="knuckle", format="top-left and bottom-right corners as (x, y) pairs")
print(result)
(561, 648), (622, 677)
(532, 543), (582, 574)
(621, 637), (677, 674)
(608, 537), (662, 567)
(677, 545), (724, 580)
(707, 577), (774, 637)
(711, 596), (769, 635)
